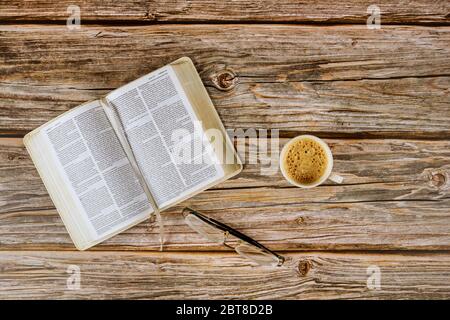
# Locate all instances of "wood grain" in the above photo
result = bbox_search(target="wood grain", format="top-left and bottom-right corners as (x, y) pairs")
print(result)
(2, 199), (449, 251)
(1, 4), (450, 299)
(3, 137), (449, 209)
(0, 1), (449, 24)
(1, 137), (448, 251)
(1, 251), (449, 299)
(0, 25), (449, 137)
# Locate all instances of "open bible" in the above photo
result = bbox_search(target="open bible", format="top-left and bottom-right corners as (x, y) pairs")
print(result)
(24, 57), (242, 250)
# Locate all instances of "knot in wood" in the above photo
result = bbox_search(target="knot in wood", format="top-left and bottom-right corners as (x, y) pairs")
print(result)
(212, 69), (238, 91)
(296, 216), (305, 225)
(424, 168), (448, 189)
(298, 260), (311, 277)
(431, 172), (447, 188)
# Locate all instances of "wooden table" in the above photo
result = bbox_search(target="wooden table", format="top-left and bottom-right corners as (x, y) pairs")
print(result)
(1, 1), (449, 299)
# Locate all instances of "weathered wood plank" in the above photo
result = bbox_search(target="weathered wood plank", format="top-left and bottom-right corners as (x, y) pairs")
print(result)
(1, 251), (449, 299)
(0, 1), (449, 24)
(1, 25), (449, 137)
(2, 200), (449, 251)
(1, 137), (448, 251)
(2, 137), (448, 210)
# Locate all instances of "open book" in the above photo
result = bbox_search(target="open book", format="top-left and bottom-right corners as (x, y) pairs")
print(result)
(24, 57), (242, 250)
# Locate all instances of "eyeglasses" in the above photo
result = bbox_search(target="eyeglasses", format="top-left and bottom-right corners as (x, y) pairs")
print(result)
(182, 207), (285, 267)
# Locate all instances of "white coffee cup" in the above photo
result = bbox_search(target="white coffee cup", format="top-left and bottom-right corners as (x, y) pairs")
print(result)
(279, 135), (343, 188)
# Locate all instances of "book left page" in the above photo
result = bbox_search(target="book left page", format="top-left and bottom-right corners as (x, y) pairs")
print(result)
(24, 100), (154, 250)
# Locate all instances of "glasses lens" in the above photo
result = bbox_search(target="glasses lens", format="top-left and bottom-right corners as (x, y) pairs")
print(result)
(235, 242), (283, 267)
(185, 213), (226, 244)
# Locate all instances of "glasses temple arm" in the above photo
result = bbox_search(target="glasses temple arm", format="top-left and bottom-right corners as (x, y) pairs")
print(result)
(183, 208), (284, 262)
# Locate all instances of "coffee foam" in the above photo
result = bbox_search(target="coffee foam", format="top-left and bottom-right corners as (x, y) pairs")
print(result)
(283, 138), (328, 185)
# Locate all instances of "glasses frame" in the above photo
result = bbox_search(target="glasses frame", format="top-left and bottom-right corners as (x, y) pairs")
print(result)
(182, 207), (285, 266)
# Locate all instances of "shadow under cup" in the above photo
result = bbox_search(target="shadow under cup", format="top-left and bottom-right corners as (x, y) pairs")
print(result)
(279, 135), (335, 188)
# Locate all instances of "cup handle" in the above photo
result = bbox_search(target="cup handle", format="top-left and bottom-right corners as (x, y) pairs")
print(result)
(329, 173), (344, 184)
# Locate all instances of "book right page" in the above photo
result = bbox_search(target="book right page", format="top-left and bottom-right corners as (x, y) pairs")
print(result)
(170, 57), (242, 180)
(105, 64), (226, 209)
